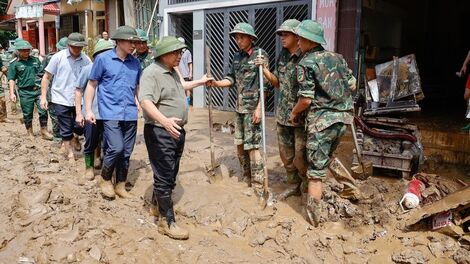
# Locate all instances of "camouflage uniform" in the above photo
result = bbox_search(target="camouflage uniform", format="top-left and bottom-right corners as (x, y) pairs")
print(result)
(297, 46), (355, 180)
(40, 53), (60, 139)
(275, 48), (307, 184)
(224, 46), (269, 195)
(0, 54), (7, 120)
(136, 51), (153, 69)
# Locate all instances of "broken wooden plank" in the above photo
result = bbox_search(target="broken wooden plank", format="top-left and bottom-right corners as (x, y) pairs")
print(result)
(404, 186), (470, 227)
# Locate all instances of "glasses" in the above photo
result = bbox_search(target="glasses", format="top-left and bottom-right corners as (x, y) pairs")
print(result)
(171, 50), (184, 55)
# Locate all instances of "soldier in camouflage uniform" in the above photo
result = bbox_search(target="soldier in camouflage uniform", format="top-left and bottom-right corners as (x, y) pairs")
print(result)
(134, 29), (153, 69)
(211, 22), (270, 203)
(255, 19), (307, 200)
(290, 20), (358, 226)
(40, 37), (68, 141)
(0, 45), (9, 122)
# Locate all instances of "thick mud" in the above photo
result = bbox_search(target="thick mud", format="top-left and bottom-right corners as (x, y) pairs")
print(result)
(0, 107), (468, 264)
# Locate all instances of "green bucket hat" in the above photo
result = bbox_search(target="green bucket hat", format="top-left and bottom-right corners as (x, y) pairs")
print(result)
(14, 40), (32, 50)
(111, 26), (140, 41)
(295, 20), (327, 45)
(56, 37), (68, 51)
(276, 19), (300, 35)
(67, 32), (87, 47)
(136, 29), (149, 42)
(153, 36), (187, 58)
(229, 22), (257, 40)
(93, 39), (114, 58)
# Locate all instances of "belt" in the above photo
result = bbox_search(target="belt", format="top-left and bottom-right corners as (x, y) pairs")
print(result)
(19, 85), (39, 90)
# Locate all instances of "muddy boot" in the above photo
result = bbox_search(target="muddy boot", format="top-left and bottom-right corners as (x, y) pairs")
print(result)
(100, 166), (115, 199)
(0, 98), (12, 123)
(158, 217), (189, 240)
(115, 182), (133, 198)
(26, 127), (34, 139)
(84, 154), (95, 181)
(305, 196), (321, 227)
(238, 152), (252, 186)
(157, 194), (188, 240)
(94, 145), (102, 169)
(278, 182), (301, 201)
(40, 127), (53, 140)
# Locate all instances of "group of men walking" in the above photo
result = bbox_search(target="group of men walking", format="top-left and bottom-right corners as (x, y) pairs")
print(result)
(0, 18), (358, 239)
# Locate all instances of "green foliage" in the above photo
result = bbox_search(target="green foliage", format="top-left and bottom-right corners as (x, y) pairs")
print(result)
(0, 30), (16, 49)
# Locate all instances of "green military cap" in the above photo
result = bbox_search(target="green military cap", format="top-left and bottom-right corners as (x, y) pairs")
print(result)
(153, 36), (186, 58)
(136, 29), (149, 42)
(295, 19), (327, 45)
(14, 40), (33, 50)
(111, 26), (140, 41)
(276, 19), (300, 35)
(93, 39), (114, 58)
(67, 32), (88, 47)
(56, 37), (68, 50)
(229, 22), (257, 40)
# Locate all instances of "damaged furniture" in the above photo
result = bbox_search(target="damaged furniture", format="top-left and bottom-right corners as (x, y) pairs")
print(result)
(353, 54), (424, 178)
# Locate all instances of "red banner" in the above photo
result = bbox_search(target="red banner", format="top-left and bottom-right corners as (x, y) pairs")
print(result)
(316, 0), (338, 51)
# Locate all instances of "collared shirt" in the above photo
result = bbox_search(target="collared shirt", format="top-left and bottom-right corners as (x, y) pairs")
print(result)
(7, 56), (41, 88)
(139, 61), (188, 127)
(89, 48), (141, 121)
(297, 46), (356, 132)
(224, 46), (270, 114)
(45, 48), (90, 106)
(274, 48), (302, 126)
(178, 49), (192, 78)
(75, 63), (100, 119)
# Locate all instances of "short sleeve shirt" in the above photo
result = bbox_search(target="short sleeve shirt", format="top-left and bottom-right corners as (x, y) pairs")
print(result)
(297, 46), (355, 132)
(45, 49), (90, 106)
(224, 46), (270, 114)
(75, 63), (100, 119)
(7, 57), (42, 88)
(139, 61), (188, 127)
(89, 48), (142, 121)
(178, 49), (192, 78)
(274, 48), (302, 126)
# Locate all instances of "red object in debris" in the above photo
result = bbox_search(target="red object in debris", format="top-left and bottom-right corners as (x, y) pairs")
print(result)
(407, 178), (425, 198)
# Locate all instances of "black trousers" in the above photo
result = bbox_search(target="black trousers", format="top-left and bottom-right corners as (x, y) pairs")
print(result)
(144, 124), (185, 196)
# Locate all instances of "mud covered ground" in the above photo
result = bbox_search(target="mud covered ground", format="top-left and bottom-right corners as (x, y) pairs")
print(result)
(0, 107), (469, 264)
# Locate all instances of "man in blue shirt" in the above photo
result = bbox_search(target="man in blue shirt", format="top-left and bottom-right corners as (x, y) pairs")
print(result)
(75, 40), (114, 181)
(85, 26), (142, 199)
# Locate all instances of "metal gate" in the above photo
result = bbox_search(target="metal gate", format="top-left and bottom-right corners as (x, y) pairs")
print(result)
(205, 0), (312, 113)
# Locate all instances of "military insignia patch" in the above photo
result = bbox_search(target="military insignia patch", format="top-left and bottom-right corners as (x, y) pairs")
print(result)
(297, 66), (305, 82)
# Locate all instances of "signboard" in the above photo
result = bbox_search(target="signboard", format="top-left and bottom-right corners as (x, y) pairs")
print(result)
(316, 0), (338, 51)
(15, 4), (43, 19)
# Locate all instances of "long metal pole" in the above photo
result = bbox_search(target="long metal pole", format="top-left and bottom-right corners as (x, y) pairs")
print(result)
(258, 49), (268, 196)
(146, 0), (159, 37)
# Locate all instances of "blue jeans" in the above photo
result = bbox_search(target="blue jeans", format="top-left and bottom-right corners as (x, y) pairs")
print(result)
(102, 120), (137, 182)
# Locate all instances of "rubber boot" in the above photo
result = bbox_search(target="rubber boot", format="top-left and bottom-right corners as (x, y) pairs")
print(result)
(94, 144), (102, 169)
(100, 166), (115, 199)
(305, 196), (321, 227)
(115, 182), (133, 198)
(238, 152), (251, 187)
(157, 194), (189, 240)
(84, 153), (95, 181)
(149, 191), (159, 217)
(40, 127), (53, 141)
